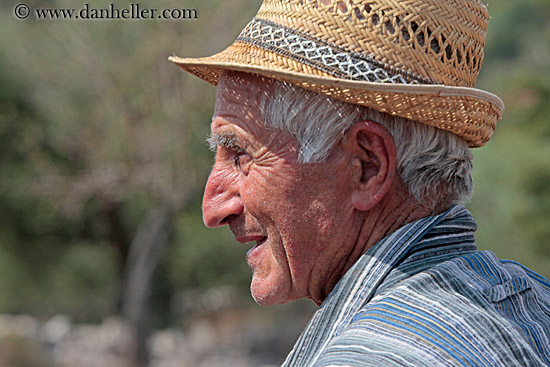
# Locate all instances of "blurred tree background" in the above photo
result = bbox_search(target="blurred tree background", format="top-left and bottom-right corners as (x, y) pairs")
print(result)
(0, 0), (548, 365)
(471, 0), (550, 273)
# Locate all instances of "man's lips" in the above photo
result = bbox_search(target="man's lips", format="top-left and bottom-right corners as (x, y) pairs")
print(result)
(234, 235), (268, 258)
(234, 235), (266, 244)
(246, 237), (267, 258)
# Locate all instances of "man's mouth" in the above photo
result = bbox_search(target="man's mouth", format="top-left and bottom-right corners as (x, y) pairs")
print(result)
(246, 237), (267, 258)
(233, 234), (268, 258)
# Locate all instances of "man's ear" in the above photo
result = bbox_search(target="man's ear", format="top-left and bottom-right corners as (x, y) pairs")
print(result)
(342, 120), (397, 211)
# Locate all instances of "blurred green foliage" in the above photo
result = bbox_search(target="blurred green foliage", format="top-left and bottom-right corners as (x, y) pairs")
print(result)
(471, 0), (550, 274)
(0, 0), (258, 323)
(0, 0), (548, 326)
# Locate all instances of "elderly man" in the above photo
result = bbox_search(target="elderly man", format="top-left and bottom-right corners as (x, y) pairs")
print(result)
(170, 0), (550, 366)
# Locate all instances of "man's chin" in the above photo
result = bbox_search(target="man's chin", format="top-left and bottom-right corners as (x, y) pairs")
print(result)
(250, 277), (293, 306)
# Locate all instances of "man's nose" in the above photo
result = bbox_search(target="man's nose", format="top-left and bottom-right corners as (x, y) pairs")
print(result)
(202, 164), (244, 228)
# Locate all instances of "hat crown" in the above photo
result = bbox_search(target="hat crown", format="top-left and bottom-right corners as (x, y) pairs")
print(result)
(169, 0), (504, 148)
(249, 0), (489, 87)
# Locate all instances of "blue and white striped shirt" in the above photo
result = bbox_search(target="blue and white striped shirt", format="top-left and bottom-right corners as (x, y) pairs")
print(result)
(283, 206), (550, 366)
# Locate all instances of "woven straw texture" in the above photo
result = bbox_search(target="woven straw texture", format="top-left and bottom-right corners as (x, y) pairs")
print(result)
(170, 0), (504, 147)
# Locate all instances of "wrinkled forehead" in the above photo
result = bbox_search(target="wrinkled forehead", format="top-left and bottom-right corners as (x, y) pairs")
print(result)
(212, 71), (299, 152)
(214, 71), (274, 122)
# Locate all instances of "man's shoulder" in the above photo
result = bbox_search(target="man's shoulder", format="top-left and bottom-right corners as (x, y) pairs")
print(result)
(314, 251), (550, 367)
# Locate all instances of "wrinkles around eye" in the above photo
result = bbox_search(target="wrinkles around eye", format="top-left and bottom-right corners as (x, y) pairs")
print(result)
(235, 151), (253, 174)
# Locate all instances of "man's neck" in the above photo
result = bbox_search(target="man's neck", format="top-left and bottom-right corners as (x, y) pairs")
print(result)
(313, 180), (438, 305)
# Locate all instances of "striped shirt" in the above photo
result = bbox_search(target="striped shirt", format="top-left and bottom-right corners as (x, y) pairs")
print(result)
(282, 206), (550, 366)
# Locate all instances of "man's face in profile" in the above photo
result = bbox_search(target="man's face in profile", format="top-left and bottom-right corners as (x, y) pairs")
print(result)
(202, 72), (359, 306)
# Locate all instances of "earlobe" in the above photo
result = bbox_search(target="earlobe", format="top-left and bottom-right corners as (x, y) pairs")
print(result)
(346, 121), (397, 211)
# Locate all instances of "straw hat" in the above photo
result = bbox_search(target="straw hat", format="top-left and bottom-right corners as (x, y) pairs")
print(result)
(169, 0), (504, 147)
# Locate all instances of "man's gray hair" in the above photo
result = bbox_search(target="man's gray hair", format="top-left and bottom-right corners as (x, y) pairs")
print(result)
(220, 72), (474, 208)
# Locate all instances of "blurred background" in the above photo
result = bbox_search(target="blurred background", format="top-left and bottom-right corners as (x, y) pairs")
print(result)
(0, 0), (548, 366)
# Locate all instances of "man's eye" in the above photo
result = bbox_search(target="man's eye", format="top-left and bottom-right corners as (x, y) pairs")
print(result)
(234, 152), (252, 173)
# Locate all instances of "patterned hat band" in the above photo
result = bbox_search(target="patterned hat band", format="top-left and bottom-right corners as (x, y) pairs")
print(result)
(237, 18), (434, 86)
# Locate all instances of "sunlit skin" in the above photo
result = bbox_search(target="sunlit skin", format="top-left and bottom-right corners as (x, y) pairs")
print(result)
(202, 71), (434, 306)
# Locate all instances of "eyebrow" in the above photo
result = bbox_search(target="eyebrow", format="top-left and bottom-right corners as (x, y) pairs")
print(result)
(207, 132), (246, 153)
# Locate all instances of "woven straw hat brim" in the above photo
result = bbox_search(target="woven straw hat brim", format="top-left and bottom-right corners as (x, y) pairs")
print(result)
(169, 42), (504, 148)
